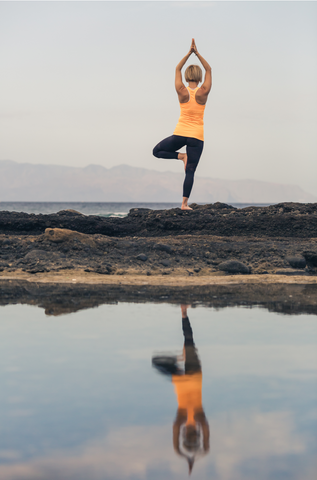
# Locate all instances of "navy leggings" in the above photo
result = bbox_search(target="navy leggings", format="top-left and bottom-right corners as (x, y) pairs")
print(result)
(153, 135), (204, 198)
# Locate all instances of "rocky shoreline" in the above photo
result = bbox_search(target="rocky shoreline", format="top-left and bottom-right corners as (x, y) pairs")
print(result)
(0, 203), (316, 278)
(1, 202), (317, 238)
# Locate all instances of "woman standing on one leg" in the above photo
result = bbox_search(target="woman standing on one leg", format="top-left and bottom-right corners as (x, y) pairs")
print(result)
(153, 39), (212, 210)
(152, 304), (210, 474)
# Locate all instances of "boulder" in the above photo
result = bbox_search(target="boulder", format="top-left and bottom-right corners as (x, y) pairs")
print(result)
(303, 251), (317, 267)
(153, 244), (172, 253)
(94, 267), (111, 275)
(57, 209), (85, 216)
(286, 256), (306, 269)
(24, 249), (51, 261)
(136, 254), (148, 262)
(44, 228), (96, 247)
(218, 260), (250, 274)
(160, 260), (170, 267)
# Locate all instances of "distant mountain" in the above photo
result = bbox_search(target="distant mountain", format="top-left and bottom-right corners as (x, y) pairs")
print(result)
(0, 160), (316, 203)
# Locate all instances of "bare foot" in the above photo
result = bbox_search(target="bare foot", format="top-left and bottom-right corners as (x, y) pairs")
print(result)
(181, 304), (190, 317)
(181, 205), (193, 210)
(178, 153), (188, 172)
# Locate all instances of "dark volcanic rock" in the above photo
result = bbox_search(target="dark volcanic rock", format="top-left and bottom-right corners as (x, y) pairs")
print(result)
(24, 268), (47, 274)
(1, 209), (317, 275)
(0, 263), (10, 268)
(94, 267), (111, 275)
(24, 249), (50, 260)
(0, 230), (316, 276)
(303, 252), (317, 267)
(136, 254), (148, 262)
(218, 260), (250, 274)
(153, 243), (172, 253)
(1, 202), (316, 238)
(57, 209), (85, 216)
(275, 269), (308, 276)
(160, 260), (170, 267)
(286, 256), (306, 269)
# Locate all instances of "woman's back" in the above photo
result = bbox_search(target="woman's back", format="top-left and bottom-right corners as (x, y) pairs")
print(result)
(174, 87), (206, 141)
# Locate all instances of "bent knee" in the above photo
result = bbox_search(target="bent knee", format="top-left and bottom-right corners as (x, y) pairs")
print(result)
(153, 146), (160, 157)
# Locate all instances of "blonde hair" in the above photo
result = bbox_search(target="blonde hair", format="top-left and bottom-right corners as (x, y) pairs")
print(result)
(185, 65), (202, 83)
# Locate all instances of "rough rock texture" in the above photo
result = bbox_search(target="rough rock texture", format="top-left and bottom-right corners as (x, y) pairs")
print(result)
(286, 256), (306, 269)
(0, 229), (316, 276)
(0, 202), (317, 238)
(0, 203), (316, 277)
(218, 260), (250, 274)
(1, 280), (316, 316)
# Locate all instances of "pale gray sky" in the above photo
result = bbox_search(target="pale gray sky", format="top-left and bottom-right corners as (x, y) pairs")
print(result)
(1, 1), (317, 195)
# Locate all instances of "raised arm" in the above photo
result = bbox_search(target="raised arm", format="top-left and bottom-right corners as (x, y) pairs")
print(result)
(175, 40), (195, 102)
(173, 409), (187, 455)
(192, 40), (212, 103)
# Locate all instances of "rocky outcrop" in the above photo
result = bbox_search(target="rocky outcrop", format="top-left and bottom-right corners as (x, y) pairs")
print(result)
(1, 228), (316, 276)
(0, 202), (317, 238)
(1, 203), (316, 277)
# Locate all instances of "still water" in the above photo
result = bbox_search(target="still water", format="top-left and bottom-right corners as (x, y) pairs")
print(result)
(0, 302), (316, 480)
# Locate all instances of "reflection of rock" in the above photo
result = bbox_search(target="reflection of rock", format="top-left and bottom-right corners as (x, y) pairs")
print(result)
(0, 281), (317, 316)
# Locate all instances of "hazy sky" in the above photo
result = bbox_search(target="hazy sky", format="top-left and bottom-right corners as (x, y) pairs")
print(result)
(1, 1), (317, 195)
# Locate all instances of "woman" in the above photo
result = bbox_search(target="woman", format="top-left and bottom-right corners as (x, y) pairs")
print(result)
(153, 39), (212, 210)
(152, 304), (210, 474)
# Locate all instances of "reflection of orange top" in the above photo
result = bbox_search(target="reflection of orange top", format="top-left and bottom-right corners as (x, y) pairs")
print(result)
(173, 87), (205, 142)
(172, 373), (203, 426)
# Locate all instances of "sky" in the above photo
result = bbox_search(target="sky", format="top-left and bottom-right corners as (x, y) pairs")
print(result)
(1, 1), (317, 196)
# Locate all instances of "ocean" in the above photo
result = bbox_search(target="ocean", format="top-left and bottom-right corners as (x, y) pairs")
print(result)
(0, 201), (273, 217)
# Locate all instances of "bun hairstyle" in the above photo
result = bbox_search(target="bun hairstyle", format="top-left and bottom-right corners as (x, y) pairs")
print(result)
(185, 65), (202, 83)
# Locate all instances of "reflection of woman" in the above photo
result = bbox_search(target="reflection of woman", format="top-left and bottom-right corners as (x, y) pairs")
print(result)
(153, 39), (212, 210)
(152, 305), (209, 474)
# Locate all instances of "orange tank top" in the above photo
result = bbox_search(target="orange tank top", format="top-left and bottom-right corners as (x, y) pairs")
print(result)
(172, 372), (203, 426)
(173, 87), (205, 142)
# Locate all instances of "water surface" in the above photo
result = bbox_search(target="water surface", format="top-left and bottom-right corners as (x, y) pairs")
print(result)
(0, 302), (316, 479)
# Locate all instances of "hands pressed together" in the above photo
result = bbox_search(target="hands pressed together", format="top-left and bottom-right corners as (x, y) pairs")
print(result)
(189, 38), (198, 56)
